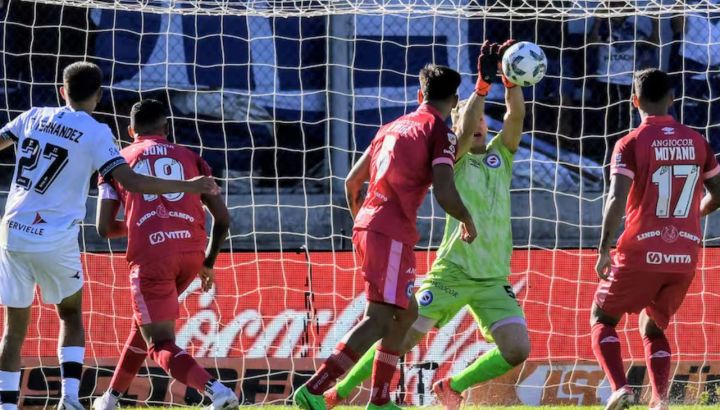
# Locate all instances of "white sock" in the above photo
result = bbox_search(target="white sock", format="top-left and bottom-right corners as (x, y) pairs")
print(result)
(58, 346), (84, 398)
(0, 370), (20, 391)
(0, 370), (21, 408)
(58, 346), (84, 364)
(208, 380), (227, 395)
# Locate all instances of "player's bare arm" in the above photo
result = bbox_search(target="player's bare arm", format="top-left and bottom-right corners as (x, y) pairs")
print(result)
(345, 148), (371, 219)
(200, 192), (231, 292)
(96, 196), (127, 239)
(701, 174), (720, 216)
(455, 93), (485, 159)
(596, 175), (631, 279)
(455, 40), (501, 159)
(500, 84), (526, 153)
(0, 130), (14, 151)
(432, 164), (477, 243)
(109, 163), (219, 196)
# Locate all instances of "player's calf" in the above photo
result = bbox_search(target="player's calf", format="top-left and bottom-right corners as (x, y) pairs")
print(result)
(639, 310), (671, 406)
(493, 321), (530, 366)
(56, 290), (86, 402)
(0, 306), (31, 410)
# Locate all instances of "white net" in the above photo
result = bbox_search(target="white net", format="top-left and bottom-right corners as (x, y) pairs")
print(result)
(1, 0), (720, 407)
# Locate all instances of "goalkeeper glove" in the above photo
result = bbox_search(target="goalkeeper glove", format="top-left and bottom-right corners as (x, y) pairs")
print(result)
(499, 39), (518, 89)
(475, 40), (501, 96)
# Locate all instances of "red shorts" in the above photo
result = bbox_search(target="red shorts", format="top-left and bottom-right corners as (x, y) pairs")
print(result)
(593, 268), (694, 329)
(129, 252), (205, 325)
(353, 229), (416, 309)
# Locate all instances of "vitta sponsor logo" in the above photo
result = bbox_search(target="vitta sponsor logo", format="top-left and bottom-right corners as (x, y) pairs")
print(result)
(149, 230), (191, 245)
(646, 252), (691, 265)
(149, 232), (165, 245)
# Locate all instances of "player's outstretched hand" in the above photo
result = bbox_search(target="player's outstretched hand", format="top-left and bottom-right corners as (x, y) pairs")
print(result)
(478, 40), (502, 81)
(498, 39), (516, 56)
(460, 219), (477, 243)
(188, 176), (221, 196)
(199, 265), (215, 292)
(595, 251), (612, 280)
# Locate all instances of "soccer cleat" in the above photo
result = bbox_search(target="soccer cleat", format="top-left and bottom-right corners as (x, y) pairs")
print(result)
(323, 387), (346, 410)
(432, 378), (464, 410)
(649, 400), (669, 410)
(604, 385), (634, 410)
(92, 391), (119, 410)
(57, 396), (84, 410)
(366, 401), (402, 410)
(294, 385), (327, 410)
(206, 383), (239, 410)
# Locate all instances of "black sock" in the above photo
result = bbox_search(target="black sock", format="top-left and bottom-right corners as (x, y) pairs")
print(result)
(0, 390), (19, 405)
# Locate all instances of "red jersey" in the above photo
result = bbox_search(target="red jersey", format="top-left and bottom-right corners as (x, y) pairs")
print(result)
(611, 115), (720, 274)
(100, 136), (212, 265)
(354, 104), (457, 245)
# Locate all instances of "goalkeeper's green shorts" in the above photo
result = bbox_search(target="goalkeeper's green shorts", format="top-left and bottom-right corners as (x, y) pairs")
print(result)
(415, 260), (525, 343)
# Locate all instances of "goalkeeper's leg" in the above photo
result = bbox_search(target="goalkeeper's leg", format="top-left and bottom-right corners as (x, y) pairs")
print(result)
(446, 320), (529, 394)
(434, 278), (528, 410)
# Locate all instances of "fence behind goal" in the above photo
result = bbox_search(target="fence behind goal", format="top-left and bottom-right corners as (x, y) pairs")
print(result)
(1, 0), (720, 407)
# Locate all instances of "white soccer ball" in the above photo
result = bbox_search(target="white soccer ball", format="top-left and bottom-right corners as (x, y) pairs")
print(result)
(501, 41), (547, 87)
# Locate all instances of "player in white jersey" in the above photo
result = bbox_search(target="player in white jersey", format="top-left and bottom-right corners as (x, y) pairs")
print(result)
(0, 62), (219, 410)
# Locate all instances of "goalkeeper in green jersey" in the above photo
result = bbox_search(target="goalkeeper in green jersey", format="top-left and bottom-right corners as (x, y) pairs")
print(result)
(325, 40), (528, 410)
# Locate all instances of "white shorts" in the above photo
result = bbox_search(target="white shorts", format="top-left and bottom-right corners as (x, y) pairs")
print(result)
(0, 241), (83, 308)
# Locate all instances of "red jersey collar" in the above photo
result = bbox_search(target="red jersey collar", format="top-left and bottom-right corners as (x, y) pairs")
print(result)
(641, 115), (674, 125)
(417, 103), (444, 120)
(134, 134), (167, 142)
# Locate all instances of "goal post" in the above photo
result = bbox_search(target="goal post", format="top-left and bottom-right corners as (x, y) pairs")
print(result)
(2, 0), (720, 407)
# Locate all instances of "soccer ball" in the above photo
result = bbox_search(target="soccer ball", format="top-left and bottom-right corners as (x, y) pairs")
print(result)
(501, 41), (547, 87)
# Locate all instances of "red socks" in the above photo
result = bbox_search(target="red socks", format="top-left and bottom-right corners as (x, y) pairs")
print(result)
(110, 322), (148, 394)
(370, 346), (400, 405)
(591, 323), (627, 391)
(306, 342), (360, 394)
(148, 341), (212, 391)
(643, 334), (671, 403)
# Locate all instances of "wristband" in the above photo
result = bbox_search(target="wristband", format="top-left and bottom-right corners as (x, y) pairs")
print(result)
(475, 77), (491, 96)
(501, 74), (517, 89)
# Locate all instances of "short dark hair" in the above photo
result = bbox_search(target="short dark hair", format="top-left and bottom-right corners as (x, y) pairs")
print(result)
(62, 62), (103, 102)
(633, 68), (672, 103)
(130, 99), (167, 134)
(419, 64), (461, 101)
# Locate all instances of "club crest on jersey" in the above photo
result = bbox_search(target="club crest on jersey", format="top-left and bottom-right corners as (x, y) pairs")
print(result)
(447, 133), (457, 146)
(484, 153), (501, 168)
(661, 225), (679, 244)
(418, 290), (433, 306)
(405, 281), (414, 298)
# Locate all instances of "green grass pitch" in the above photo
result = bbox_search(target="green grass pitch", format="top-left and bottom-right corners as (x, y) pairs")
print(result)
(121, 406), (716, 409)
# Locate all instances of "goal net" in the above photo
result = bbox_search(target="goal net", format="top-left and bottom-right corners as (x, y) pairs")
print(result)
(1, 0), (720, 407)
